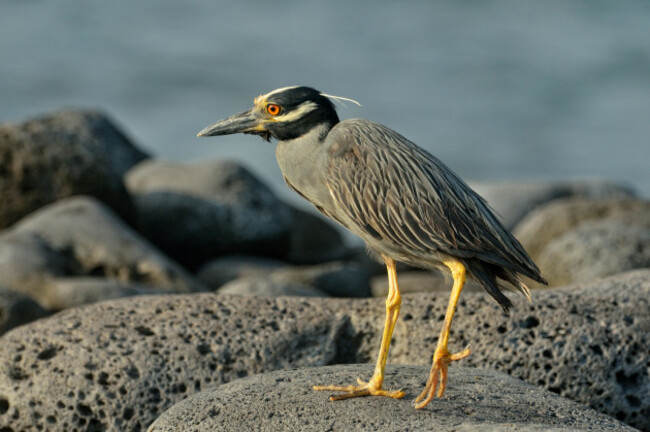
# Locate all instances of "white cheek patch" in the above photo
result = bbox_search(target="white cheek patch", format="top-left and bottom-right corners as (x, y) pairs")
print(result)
(274, 101), (318, 123)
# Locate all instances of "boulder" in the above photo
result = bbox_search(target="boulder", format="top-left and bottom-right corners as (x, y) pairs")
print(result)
(513, 198), (650, 287)
(284, 206), (349, 264)
(148, 365), (634, 432)
(0, 286), (49, 336)
(0, 109), (149, 228)
(125, 160), (293, 268)
(469, 180), (635, 230)
(39, 277), (171, 311)
(0, 271), (646, 431)
(0, 196), (204, 309)
(200, 256), (371, 297)
(371, 270), (483, 298)
(0, 294), (341, 432)
(536, 221), (650, 286)
(196, 255), (288, 288)
(218, 278), (328, 297)
(514, 198), (650, 262)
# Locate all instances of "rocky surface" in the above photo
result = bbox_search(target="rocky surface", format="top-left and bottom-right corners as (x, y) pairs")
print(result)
(285, 206), (349, 264)
(0, 270), (646, 431)
(514, 198), (650, 287)
(218, 277), (328, 297)
(125, 160), (294, 269)
(148, 365), (634, 432)
(0, 110), (149, 228)
(537, 221), (650, 286)
(469, 179), (635, 229)
(0, 196), (204, 309)
(514, 197), (650, 262)
(371, 270), (484, 297)
(0, 286), (49, 336)
(200, 256), (371, 297)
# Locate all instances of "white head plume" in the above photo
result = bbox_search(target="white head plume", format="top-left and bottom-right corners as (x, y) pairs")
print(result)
(320, 92), (362, 107)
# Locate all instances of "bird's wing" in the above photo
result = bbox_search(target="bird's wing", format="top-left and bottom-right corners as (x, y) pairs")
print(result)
(324, 119), (543, 281)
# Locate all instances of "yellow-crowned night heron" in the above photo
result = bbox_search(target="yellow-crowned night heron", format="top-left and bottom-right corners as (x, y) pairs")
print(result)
(198, 86), (547, 409)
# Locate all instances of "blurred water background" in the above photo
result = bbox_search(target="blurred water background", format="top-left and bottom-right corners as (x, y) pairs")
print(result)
(2, 0), (649, 208)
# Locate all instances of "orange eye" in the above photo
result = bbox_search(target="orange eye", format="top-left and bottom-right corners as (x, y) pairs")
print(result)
(266, 104), (281, 116)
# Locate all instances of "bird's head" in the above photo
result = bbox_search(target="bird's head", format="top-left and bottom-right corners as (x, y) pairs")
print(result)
(198, 86), (358, 142)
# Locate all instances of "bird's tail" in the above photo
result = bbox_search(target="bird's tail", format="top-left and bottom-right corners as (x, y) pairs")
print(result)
(464, 260), (532, 313)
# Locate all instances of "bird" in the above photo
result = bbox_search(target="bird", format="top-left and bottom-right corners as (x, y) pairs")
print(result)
(198, 85), (547, 409)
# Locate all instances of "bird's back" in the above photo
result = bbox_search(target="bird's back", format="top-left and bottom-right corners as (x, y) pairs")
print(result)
(324, 119), (546, 309)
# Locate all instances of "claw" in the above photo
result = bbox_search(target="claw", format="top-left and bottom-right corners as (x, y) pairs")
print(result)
(313, 377), (405, 401)
(414, 347), (470, 409)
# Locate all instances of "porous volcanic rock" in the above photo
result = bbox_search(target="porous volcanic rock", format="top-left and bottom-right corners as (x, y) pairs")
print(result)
(0, 196), (204, 308)
(125, 160), (293, 268)
(469, 180), (635, 230)
(0, 294), (343, 432)
(0, 109), (149, 228)
(0, 271), (647, 431)
(148, 365), (634, 432)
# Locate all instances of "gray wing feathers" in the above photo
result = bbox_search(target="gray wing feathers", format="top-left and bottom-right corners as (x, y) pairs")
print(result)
(325, 119), (545, 282)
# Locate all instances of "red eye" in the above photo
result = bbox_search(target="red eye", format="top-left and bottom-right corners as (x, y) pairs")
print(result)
(266, 104), (281, 116)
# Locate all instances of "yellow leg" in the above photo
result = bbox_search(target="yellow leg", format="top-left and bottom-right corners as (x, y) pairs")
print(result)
(414, 259), (471, 409)
(313, 255), (405, 400)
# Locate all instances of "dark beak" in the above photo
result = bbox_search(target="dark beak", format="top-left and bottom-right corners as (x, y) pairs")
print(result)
(197, 109), (269, 140)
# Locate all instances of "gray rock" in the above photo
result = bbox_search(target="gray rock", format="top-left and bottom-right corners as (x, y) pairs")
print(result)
(218, 278), (328, 297)
(371, 270), (483, 298)
(197, 255), (288, 288)
(513, 198), (650, 287)
(0, 196), (204, 308)
(201, 257), (371, 297)
(41, 277), (171, 311)
(125, 160), (293, 268)
(469, 179), (635, 230)
(0, 294), (341, 432)
(537, 221), (650, 286)
(285, 206), (349, 264)
(514, 197), (650, 260)
(148, 365), (634, 432)
(0, 271), (647, 431)
(0, 286), (49, 336)
(0, 109), (149, 228)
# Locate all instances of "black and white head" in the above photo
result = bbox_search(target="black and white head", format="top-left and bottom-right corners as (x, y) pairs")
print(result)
(198, 86), (359, 141)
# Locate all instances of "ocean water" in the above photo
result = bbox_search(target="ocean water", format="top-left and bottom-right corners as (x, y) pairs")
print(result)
(2, 0), (649, 208)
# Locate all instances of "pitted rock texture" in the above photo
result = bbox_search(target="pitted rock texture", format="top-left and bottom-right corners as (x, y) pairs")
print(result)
(0, 109), (149, 228)
(469, 180), (635, 230)
(125, 160), (293, 268)
(0, 294), (343, 432)
(200, 256), (371, 297)
(0, 286), (49, 336)
(148, 365), (634, 432)
(0, 271), (647, 431)
(0, 196), (204, 308)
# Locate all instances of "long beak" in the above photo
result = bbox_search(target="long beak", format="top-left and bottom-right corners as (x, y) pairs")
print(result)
(197, 109), (267, 138)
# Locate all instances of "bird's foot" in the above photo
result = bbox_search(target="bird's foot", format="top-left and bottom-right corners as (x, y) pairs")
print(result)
(414, 346), (471, 409)
(313, 377), (405, 401)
